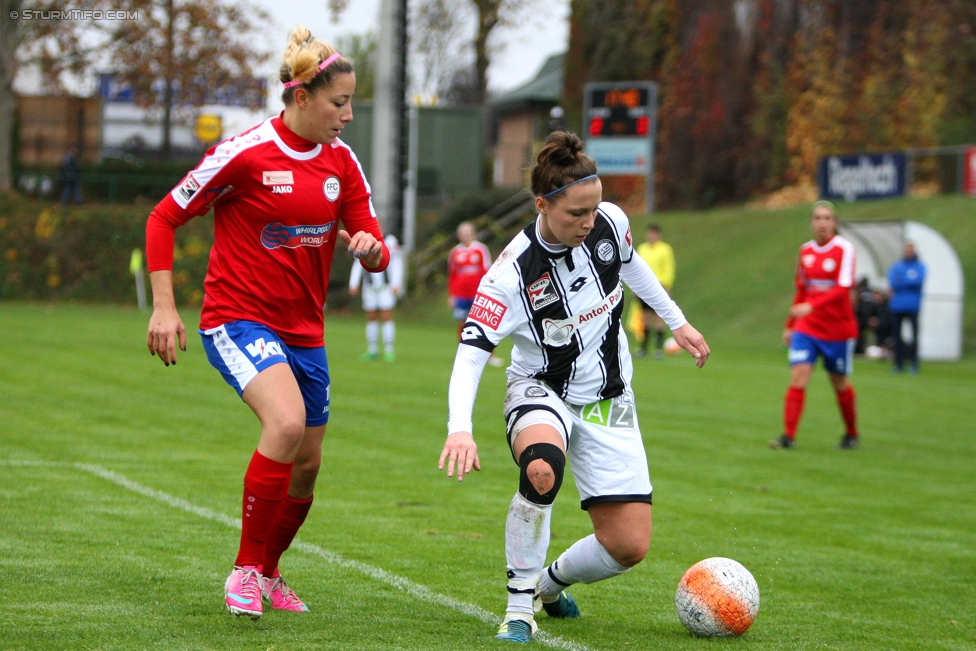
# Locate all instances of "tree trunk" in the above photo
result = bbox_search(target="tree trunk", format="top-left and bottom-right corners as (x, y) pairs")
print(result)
(0, 0), (23, 193)
(161, 0), (175, 160)
(471, 0), (500, 105)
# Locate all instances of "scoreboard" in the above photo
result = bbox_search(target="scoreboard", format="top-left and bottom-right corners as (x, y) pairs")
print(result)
(583, 81), (657, 210)
(585, 86), (653, 138)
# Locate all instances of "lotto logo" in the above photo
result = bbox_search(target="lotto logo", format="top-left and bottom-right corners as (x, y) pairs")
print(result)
(245, 338), (285, 360)
(468, 293), (507, 329)
(460, 325), (484, 341)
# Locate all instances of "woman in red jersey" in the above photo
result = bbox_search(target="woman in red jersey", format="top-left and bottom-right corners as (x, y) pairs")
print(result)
(145, 26), (389, 618)
(771, 200), (860, 450)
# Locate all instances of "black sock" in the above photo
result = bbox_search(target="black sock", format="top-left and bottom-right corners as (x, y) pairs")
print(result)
(641, 328), (650, 351)
(655, 330), (664, 349)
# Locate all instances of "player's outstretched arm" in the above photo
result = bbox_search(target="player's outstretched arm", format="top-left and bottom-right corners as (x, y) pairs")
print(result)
(672, 322), (710, 368)
(441, 345), (491, 481)
(439, 432), (480, 482)
(147, 270), (187, 366)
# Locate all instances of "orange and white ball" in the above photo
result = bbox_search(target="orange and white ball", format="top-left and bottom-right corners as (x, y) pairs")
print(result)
(675, 557), (760, 637)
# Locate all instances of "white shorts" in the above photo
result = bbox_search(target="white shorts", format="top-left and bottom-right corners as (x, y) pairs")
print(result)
(362, 285), (396, 311)
(502, 377), (652, 510)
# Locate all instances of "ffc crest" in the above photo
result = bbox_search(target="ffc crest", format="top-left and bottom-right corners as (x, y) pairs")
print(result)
(527, 272), (559, 310)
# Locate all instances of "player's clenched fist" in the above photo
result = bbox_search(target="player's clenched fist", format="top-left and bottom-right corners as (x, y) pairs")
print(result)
(339, 229), (383, 269)
(439, 431), (481, 482)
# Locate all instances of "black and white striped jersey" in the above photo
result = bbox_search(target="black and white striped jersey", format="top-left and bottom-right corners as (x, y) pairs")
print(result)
(459, 201), (685, 405)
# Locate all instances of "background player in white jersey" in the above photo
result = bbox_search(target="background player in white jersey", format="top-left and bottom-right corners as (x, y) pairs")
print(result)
(349, 233), (404, 362)
(438, 132), (710, 643)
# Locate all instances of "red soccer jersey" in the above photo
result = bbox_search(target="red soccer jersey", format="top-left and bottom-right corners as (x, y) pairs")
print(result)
(786, 235), (859, 341)
(146, 115), (388, 348)
(448, 241), (491, 300)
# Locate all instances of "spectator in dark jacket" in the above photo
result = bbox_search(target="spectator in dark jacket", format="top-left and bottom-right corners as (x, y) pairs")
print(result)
(887, 241), (926, 373)
(60, 147), (82, 205)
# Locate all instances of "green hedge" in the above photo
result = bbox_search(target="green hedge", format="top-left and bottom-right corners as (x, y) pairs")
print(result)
(0, 195), (211, 306)
(16, 159), (196, 204)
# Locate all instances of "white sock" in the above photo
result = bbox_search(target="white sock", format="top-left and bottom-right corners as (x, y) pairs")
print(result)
(537, 534), (629, 600)
(366, 321), (379, 354)
(505, 492), (552, 616)
(382, 320), (395, 353)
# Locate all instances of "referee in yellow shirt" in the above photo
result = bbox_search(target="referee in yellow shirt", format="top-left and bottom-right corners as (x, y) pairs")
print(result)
(635, 224), (676, 359)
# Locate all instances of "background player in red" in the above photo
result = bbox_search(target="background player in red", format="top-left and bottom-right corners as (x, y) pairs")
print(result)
(771, 200), (860, 450)
(448, 221), (502, 366)
(145, 26), (389, 618)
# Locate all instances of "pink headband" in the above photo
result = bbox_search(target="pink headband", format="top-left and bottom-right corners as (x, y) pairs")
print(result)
(283, 52), (342, 90)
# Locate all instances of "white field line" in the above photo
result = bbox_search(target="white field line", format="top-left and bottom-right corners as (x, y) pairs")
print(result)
(0, 460), (594, 651)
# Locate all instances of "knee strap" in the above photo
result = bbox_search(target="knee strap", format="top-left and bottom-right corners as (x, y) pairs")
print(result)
(518, 443), (565, 505)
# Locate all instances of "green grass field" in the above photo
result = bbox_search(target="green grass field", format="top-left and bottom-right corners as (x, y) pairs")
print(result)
(1, 299), (974, 650)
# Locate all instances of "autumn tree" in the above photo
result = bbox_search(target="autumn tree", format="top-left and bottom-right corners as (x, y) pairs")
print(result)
(409, 0), (470, 101)
(468, 0), (543, 104)
(7, 0), (270, 168)
(335, 31), (377, 100)
(107, 0), (271, 159)
(567, 0), (976, 206)
(0, 0), (22, 192)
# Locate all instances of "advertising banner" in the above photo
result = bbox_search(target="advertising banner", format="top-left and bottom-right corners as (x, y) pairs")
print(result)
(585, 138), (652, 175)
(818, 152), (907, 202)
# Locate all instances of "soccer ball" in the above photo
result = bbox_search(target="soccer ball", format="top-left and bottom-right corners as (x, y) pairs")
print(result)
(663, 336), (682, 355)
(675, 557), (760, 637)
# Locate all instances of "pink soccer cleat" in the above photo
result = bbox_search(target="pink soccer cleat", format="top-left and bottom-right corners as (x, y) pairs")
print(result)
(262, 570), (309, 612)
(225, 566), (264, 618)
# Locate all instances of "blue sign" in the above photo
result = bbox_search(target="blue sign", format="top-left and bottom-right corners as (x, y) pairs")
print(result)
(818, 153), (907, 202)
(585, 138), (651, 175)
(99, 73), (265, 108)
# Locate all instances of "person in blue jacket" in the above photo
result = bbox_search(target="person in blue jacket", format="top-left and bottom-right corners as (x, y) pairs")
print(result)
(887, 241), (926, 373)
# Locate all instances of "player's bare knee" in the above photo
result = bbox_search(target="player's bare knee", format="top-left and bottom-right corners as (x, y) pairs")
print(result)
(526, 458), (556, 494)
(518, 443), (565, 505)
(272, 413), (307, 448)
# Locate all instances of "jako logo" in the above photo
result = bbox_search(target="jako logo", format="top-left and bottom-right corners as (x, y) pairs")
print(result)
(245, 338), (285, 360)
(271, 185), (293, 194)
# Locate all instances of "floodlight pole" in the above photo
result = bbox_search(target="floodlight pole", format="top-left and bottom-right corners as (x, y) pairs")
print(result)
(371, 0), (408, 237)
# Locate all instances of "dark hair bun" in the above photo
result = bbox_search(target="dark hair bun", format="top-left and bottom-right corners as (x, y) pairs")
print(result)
(537, 131), (583, 167)
(530, 131), (597, 198)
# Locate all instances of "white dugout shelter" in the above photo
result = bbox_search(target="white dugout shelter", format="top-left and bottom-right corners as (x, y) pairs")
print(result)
(838, 221), (964, 361)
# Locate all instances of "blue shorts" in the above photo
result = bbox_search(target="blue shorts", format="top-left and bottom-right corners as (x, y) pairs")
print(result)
(200, 320), (331, 426)
(788, 332), (855, 376)
(453, 297), (474, 322)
